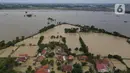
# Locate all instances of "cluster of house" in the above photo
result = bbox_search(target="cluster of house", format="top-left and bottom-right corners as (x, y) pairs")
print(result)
(33, 45), (89, 73)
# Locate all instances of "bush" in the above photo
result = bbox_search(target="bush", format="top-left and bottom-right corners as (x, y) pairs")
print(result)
(50, 71), (55, 73)
(37, 36), (44, 45)
(75, 47), (78, 51)
(62, 37), (66, 44)
(40, 59), (48, 65)
(79, 37), (88, 54)
(48, 52), (55, 58)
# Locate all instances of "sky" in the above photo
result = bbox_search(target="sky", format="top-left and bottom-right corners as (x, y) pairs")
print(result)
(0, 0), (130, 3)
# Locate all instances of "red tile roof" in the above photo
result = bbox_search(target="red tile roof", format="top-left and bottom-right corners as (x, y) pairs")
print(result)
(17, 57), (26, 62)
(19, 54), (28, 57)
(62, 65), (72, 72)
(96, 58), (109, 72)
(42, 50), (46, 54)
(37, 56), (44, 62)
(78, 56), (88, 62)
(56, 55), (64, 61)
(35, 65), (49, 73)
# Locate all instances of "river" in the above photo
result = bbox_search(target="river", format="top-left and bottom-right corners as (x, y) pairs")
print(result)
(0, 10), (130, 41)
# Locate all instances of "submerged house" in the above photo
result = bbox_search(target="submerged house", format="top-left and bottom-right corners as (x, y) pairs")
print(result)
(67, 55), (74, 61)
(78, 55), (88, 62)
(35, 64), (50, 73)
(62, 64), (73, 73)
(37, 56), (45, 62)
(16, 54), (28, 63)
(56, 55), (66, 61)
(42, 50), (46, 55)
(96, 58), (110, 73)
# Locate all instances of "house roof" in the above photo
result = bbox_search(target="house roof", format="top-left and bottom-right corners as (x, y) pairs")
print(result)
(42, 50), (46, 54)
(78, 55), (88, 61)
(17, 57), (26, 62)
(56, 55), (64, 61)
(19, 54), (28, 57)
(35, 65), (49, 73)
(37, 56), (44, 62)
(68, 55), (74, 60)
(96, 59), (109, 72)
(62, 65), (72, 72)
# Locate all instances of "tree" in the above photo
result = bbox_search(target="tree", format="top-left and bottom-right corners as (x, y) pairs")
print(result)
(79, 37), (88, 54)
(37, 36), (44, 45)
(108, 54), (113, 58)
(0, 40), (5, 47)
(40, 59), (48, 65)
(72, 63), (83, 73)
(75, 47), (78, 51)
(50, 71), (55, 73)
(21, 36), (25, 40)
(6, 41), (14, 47)
(62, 37), (66, 44)
(16, 37), (20, 42)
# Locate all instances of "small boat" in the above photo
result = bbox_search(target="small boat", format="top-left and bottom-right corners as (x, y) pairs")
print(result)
(124, 21), (128, 23)
(26, 14), (32, 17)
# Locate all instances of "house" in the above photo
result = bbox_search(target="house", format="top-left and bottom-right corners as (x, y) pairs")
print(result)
(37, 56), (45, 62)
(96, 58), (109, 73)
(62, 65), (73, 72)
(35, 64), (50, 73)
(42, 50), (46, 55)
(16, 54), (28, 63)
(67, 55), (74, 61)
(78, 55), (88, 62)
(56, 55), (66, 61)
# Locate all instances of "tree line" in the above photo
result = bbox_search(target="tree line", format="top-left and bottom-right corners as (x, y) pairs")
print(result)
(0, 36), (25, 50)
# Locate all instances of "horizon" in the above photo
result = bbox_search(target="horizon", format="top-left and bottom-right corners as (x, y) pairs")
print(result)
(0, 0), (130, 4)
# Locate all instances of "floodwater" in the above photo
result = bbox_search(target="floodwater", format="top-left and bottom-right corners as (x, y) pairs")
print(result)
(0, 10), (130, 41)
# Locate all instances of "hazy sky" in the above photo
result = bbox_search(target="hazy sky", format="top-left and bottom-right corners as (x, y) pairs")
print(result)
(0, 0), (130, 3)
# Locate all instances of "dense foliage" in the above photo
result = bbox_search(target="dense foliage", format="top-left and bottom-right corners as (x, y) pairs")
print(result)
(79, 37), (88, 54)
(0, 58), (17, 73)
(79, 25), (130, 39)
(37, 36), (44, 45)
(39, 24), (55, 33)
(64, 28), (78, 33)
(72, 63), (83, 73)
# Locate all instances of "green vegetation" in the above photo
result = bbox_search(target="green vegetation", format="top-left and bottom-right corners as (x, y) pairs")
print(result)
(26, 66), (35, 73)
(72, 63), (83, 73)
(79, 37), (88, 54)
(79, 25), (130, 39)
(40, 59), (48, 65)
(37, 44), (48, 53)
(62, 37), (66, 44)
(0, 57), (17, 73)
(47, 52), (55, 58)
(39, 24), (55, 33)
(64, 28), (78, 33)
(37, 36), (44, 45)
(50, 71), (55, 73)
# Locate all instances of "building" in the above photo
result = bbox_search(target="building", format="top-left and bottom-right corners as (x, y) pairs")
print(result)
(37, 56), (45, 62)
(16, 54), (28, 63)
(62, 65), (73, 72)
(78, 55), (88, 62)
(35, 64), (50, 73)
(56, 55), (66, 61)
(96, 58), (110, 73)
